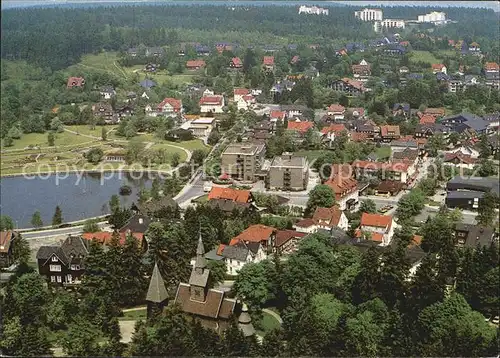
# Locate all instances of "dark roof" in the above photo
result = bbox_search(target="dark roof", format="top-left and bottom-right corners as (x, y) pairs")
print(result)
(207, 199), (252, 213)
(484, 113), (500, 122)
(119, 214), (152, 234)
(219, 244), (249, 261)
(36, 235), (89, 266)
(135, 197), (179, 216)
(174, 283), (236, 319)
(406, 73), (424, 80)
(139, 79), (156, 88)
(393, 103), (410, 112)
(405, 245), (426, 265)
(447, 176), (500, 195)
(146, 263), (169, 303)
(36, 245), (64, 262)
(393, 148), (419, 161)
(455, 224), (495, 248)
(446, 191), (485, 200)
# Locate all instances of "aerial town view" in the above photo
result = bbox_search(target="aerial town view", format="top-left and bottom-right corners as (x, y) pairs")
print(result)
(0, 0), (499, 356)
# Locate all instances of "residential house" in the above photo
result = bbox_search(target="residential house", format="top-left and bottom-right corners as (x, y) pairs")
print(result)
(146, 97), (182, 117)
(392, 103), (410, 118)
(139, 79), (157, 89)
(419, 114), (436, 125)
(468, 42), (481, 55)
(287, 119), (314, 135)
(0, 231), (18, 268)
(415, 123), (450, 139)
(233, 88), (250, 102)
(221, 143), (266, 182)
(273, 230), (307, 254)
(355, 213), (395, 246)
(352, 119), (379, 138)
(115, 104), (135, 120)
(104, 151), (126, 162)
(352, 160), (415, 184)
(329, 78), (366, 96)
(144, 63), (159, 72)
(484, 62), (499, 74)
(383, 43), (406, 55)
(448, 79), (465, 93)
(232, 224), (276, 251)
(453, 224), (496, 249)
(423, 107), (446, 118)
(327, 104), (346, 120)
(352, 59), (371, 81)
(132, 197), (179, 219)
(67, 76), (85, 88)
(294, 206), (349, 234)
(485, 71), (500, 90)
(267, 152), (309, 191)
(237, 95), (255, 111)
(229, 57), (243, 69)
(487, 134), (499, 156)
(392, 148), (419, 168)
(325, 174), (359, 210)
(92, 102), (115, 123)
(280, 104), (307, 118)
(208, 187), (252, 203)
(379, 125), (400, 142)
(348, 107), (365, 119)
(446, 191), (484, 210)
(186, 60), (206, 70)
(375, 180), (406, 196)
(195, 45), (211, 56)
(174, 235), (237, 332)
(81, 231), (146, 250)
(450, 145), (479, 159)
(443, 151), (477, 169)
(270, 80), (295, 98)
(100, 86), (116, 99)
(431, 64), (447, 74)
(145, 47), (165, 57)
(321, 124), (348, 143)
(441, 113), (490, 135)
(290, 55), (300, 65)
(37, 236), (89, 286)
(269, 110), (286, 123)
(263, 56), (275, 71)
(199, 95), (225, 114)
(399, 66), (409, 74)
(211, 240), (265, 276)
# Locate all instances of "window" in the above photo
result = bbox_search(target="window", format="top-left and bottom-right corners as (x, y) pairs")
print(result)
(50, 265), (61, 272)
(70, 264), (80, 271)
(57, 276), (62, 283)
(50, 276), (56, 283)
(51, 256), (58, 262)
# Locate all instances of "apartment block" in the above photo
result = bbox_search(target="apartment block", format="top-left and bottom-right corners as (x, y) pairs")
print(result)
(267, 153), (309, 191)
(221, 143), (266, 182)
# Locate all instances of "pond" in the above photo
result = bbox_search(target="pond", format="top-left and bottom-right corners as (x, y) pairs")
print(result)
(0, 172), (156, 229)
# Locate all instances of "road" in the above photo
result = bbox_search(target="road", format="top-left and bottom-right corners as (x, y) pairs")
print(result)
(22, 222), (109, 240)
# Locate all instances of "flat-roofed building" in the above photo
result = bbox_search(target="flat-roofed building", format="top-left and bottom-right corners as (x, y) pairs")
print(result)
(221, 143), (266, 182)
(267, 152), (309, 191)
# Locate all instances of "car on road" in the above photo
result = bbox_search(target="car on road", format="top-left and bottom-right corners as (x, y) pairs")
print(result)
(378, 205), (394, 213)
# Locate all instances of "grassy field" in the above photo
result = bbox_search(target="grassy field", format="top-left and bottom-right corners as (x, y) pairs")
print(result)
(149, 143), (189, 162)
(410, 50), (442, 64)
(255, 311), (282, 337)
(119, 308), (147, 321)
(66, 125), (117, 137)
(295, 150), (330, 161)
(2, 131), (96, 150)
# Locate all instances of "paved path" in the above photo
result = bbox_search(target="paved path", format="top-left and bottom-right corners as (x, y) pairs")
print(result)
(22, 222), (109, 239)
(262, 308), (283, 324)
(123, 306), (147, 312)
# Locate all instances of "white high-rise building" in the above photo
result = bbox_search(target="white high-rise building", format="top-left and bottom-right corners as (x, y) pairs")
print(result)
(417, 11), (446, 24)
(354, 8), (383, 22)
(298, 5), (329, 15)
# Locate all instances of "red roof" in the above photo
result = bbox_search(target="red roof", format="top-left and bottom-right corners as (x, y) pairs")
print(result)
(157, 97), (182, 111)
(234, 88), (250, 96)
(81, 231), (144, 246)
(291, 55), (300, 64)
(352, 160), (409, 173)
(199, 95), (223, 106)
(263, 56), (274, 66)
(443, 152), (477, 165)
(186, 60), (206, 68)
(380, 125), (400, 137)
(341, 77), (365, 91)
(360, 212), (393, 229)
(270, 111), (286, 120)
(324, 175), (358, 201)
(419, 115), (436, 124)
(208, 187), (251, 203)
(275, 230), (306, 248)
(354, 229), (384, 243)
(485, 62), (499, 71)
(67, 76), (85, 88)
(400, 41), (409, 46)
(321, 124), (347, 135)
(294, 218), (315, 228)
(234, 224), (275, 244)
(312, 206), (343, 227)
(327, 104), (345, 113)
(231, 57), (242, 67)
(350, 131), (370, 142)
(411, 235), (422, 247)
(287, 120), (314, 133)
(432, 63), (445, 69)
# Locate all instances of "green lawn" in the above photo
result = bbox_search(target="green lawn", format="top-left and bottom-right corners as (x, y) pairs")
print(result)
(119, 308), (147, 321)
(149, 143), (189, 162)
(66, 125), (116, 138)
(375, 146), (391, 160)
(192, 194), (209, 203)
(410, 50), (441, 65)
(255, 311), (282, 337)
(436, 50), (456, 57)
(2, 131), (97, 150)
(295, 150), (330, 161)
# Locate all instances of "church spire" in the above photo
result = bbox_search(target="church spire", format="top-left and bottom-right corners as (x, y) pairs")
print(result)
(146, 262), (168, 304)
(194, 229), (206, 272)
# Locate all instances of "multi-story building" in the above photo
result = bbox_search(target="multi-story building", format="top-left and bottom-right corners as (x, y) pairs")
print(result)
(417, 11), (446, 24)
(354, 8), (383, 21)
(267, 152), (309, 191)
(329, 78), (366, 96)
(221, 143), (266, 182)
(355, 213), (395, 246)
(324, 175), (359, 211)
(374, 19), (405, 32)
(298, 5), (329, 15)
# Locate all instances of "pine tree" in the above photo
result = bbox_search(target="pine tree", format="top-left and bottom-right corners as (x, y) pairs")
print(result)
(31, 210), (43, 228)
(47, 131), (55, 146)
(52, 205), (63, 227)
(101, 126), (107, 141)
(408, 255), (445, 315)
(352, 247), (381, 304)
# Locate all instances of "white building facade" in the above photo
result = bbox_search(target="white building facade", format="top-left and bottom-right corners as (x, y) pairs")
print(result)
(418, 11), (446, 24)
(354, 8), (383, 22)
(299, 5), (329, 15)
